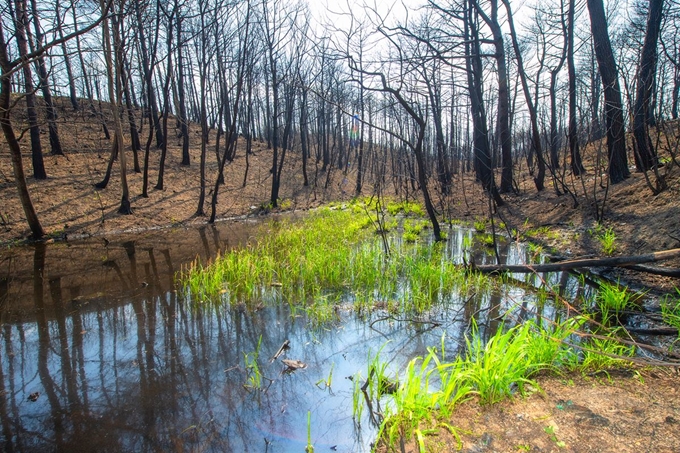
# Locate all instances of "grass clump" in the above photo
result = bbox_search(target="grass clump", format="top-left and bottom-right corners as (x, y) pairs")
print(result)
(594, 225), (617, 256)
(387, 200), (425, 217)
(473, 217), (487, 233)
(375, 312), (638, 450)
(578, 334), (635, 371)
(376, 321), (583, 446)
(660, 288), (680, 336)
(180, 201), (490, 322)
(593, 282), (638, 325)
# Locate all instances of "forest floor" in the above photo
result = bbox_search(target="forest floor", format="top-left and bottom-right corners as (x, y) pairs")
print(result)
(1, 100), (680, 451)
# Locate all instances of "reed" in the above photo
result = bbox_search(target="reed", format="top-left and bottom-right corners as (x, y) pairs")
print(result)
(352, 372), (364, 421)
(305, 411), (314, 453)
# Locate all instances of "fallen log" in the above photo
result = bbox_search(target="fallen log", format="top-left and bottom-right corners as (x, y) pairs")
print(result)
(625, 264), (680, 278)
(626, 327), (680, 336)
(472, 248), (680, 275)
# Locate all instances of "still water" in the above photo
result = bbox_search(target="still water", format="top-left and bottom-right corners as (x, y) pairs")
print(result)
(0, 218), (593, 452)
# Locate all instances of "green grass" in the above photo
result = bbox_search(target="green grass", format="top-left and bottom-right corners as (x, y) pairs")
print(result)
(660, 288), (680, 336)
(180, 201), (494, 322)
(243, 335), (263, 390)
(594, 282), (638, 325)
(376, 321), (578, 445)
(179, 200), (645, 449)
(578, 333), (635, 371)
(596, 226), (617, 256)
(374, 313), (637, 450)
(305, 411), (314, 453)
(387, 200), (426, 217)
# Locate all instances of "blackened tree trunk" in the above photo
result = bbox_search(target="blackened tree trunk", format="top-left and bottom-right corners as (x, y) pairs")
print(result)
(56, 0), (79, 110)
(195, 0), (212, 217)
(299, 84), (309, 186)
(589, 42), (603, 140)
(101, 0), (131, 214)
(13, 0), (46, 179)
(121, 51), (141, 172)
(281, 83), (295, 152)
(549, 2), (568, 172)
(156, 2), (176, 191)
(134, 0), (165, 149)
(72, 0), (109, 139)
(0, 20), (44, 238)
(28, 0), (64, 156)
(425, 64), (452, 195)
(263, 0), (282, 207)
(466, 0), (504, 205)
(502, 0), (546, 191)
(210, 2), (250, 223)
(176, 16), (190, 166)
(567, 0), (585, 175)
(474, 0), (513, 193)
(632, 0), (663, 173)
(587, 0), (630, 184)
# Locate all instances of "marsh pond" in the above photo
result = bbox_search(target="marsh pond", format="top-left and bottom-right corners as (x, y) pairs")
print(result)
(1, 203), (666, 452)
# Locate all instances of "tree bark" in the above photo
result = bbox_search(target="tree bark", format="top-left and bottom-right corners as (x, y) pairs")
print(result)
(13, 0), (47, 179)
(465, 0), (504, 205)
(100, 0), (131, 214)
(55, 0), (79, 110)
(587, 0), (630, 184)
(176, 16), (190, 166)
(134, 0), (165, 149)
(567, 0), (585, 175)
(474, 0), (513, 194)
(28, 0), (64, 156)
(632, 0), (663, 173)
(0, 20), (45, 238)
(502, 0), (546, 192)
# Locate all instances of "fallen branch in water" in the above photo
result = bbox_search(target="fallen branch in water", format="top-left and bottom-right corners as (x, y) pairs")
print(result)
(471, 248), (680, 275)
(269, 339), (290, 363)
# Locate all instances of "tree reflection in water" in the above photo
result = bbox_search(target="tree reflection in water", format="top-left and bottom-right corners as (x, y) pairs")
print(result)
(0, 224), (594, 452)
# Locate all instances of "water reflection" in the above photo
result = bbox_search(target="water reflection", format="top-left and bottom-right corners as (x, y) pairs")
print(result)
(0, 222), (595, 452)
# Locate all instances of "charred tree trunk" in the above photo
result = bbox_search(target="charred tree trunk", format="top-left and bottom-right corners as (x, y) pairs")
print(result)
(474, 0), (513, 193)
(12, 0), (46, 179)
(56, 0), (79, 110)
(101, 0), (131, 214)
(28, 0), (64, 156)
(134, 0), (165, 149)
(466, 0), (504, 205)
(502, 0), (546, 192)
(299, 85), (309, 186)
(176, 16), (190, 166)
(632, 0), (663, 173)
(0, 20), (44, 238)
(587, 0), (630, 184)
(567, 0), (585, 175)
